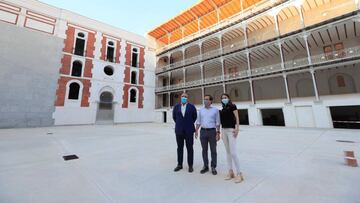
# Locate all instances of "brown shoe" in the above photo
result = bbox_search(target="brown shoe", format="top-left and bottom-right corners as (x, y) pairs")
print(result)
(224, 173), (235, 180)
(234, 173), (244, 183)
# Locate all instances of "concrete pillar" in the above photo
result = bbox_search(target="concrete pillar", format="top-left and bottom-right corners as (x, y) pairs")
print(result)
(243, 23), (249, 47)
(313, 103), (333, 128)
(283, 104), (297, 127)
(248, 105), (261, 126)
(278, 40), (285, 70)
(283, 74), (291, 103)
(249, 79), (255, 104)
(303, 34), (312, 65)
(310, 69), (320, 101)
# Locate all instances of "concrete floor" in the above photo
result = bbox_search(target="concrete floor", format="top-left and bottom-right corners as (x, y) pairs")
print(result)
(0, 123), (359, 203)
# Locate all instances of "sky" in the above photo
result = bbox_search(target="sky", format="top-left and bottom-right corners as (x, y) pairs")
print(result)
(40, 0), (197, 36)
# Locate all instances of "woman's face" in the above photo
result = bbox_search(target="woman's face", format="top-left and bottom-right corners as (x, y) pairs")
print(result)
(221, 95), (229, 100)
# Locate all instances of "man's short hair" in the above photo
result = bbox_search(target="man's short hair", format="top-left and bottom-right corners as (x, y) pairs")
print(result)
(181, 92), (188, 97)
(204, 95), (213, 101)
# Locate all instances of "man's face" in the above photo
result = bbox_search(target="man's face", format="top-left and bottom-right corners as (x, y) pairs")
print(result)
(204, 96), (212, 106)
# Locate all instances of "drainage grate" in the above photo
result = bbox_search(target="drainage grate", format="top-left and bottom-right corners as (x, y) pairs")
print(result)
(63, 155), (79, 161)
(336, 140), (355, 143)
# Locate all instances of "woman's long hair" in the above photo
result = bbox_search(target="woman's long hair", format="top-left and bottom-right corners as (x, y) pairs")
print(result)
(221, 93), (234, 109)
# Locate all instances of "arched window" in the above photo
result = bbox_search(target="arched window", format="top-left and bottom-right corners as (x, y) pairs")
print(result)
(68, 82), (80, 100)
(74, 32), (86, 56)
(107, 41), (115, 62)
(131, 71), (137, 84)
(130, 89), (137, 103)
(71, 61), (82, 77)
(131, 48), (139, 67)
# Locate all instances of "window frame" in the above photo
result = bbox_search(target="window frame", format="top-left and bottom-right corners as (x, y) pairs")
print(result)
(65, 80), (84, 107)
(73, 30), (88, 57)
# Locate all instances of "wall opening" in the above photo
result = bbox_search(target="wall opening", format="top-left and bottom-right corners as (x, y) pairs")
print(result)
(131, 48), (139, 67)
(68, 83), (80, 100)
(107, 41), (115, 62)
(238, 109), (249, 125)
(261, 109), (285, 126)
(131, 71), (137, 84)
(96, 91), (114, 123)
(74, 32), (85, 56)
(163, 112), (167, 123)
(330, 106), (360, 129)
(71, 61), (82, 77)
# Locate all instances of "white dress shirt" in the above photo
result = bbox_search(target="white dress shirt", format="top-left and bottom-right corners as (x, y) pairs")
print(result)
(181, 103), (187, 117)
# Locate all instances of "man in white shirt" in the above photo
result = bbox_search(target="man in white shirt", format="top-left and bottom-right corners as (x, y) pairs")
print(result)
(195, 95), (220, 175)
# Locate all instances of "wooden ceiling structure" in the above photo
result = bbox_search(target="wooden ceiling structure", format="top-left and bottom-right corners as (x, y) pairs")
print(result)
(148, 0), (262, 45)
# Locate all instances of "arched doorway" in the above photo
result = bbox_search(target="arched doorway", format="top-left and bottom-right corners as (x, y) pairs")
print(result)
(96, 91), (114, 124)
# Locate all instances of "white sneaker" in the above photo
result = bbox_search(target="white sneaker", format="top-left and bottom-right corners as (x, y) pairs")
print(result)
(234, 173), (244, 183)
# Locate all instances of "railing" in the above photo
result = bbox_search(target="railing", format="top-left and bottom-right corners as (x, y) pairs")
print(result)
(156, 55), (202, 73)
(311, 46), (360, 65)
(284, 57), (309, 70)
(202, 49), (222, 60)
(169, 61), (184, 69)
(155, 45), (360, 92)
(251, 63), (282, 76)
(223, 41), (246, 54)
(203, 75), (223, 84)
(185, 79), (203, 87)
(224, 69), (249, 80)
(184, 55), (202, 65)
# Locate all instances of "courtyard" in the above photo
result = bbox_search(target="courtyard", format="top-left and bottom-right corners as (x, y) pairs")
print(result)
(0, 123), (359, 203)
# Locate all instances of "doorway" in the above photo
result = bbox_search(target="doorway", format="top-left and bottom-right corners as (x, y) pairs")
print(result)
(330, 106), (360, 129)
(238, 109), (249, 125)
(163, 112), (167, 123)
(96, 92), (114, 124)
(261, 109), (285, 126)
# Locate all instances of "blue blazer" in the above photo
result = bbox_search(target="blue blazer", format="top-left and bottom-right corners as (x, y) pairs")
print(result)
(172, 103), (197, 135)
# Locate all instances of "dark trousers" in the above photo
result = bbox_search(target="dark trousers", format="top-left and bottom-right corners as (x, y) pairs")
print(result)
(200, 129), (217, 168)
(176, 133), (194, 167)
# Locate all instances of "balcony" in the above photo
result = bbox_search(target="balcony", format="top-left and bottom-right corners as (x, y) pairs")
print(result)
(155, 45), (360, 93)
(310, 46), (360, 65)
(202, 49), (222, 60)
(223, 41), (246, 54)
(224, 69), (249, 81)
(251, 64), (283, 76)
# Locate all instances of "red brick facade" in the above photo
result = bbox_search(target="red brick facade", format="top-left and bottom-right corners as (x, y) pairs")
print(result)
(59, 54), (71, 75)
(122, 42), (145, 109)
(57, 27), (145, 110)
(122, 85), (144, 109)
(55, 25), (95, 107)
(63, 26), (75, 53)
(54, 77), (91, 107)
(115, 40), (121, 63)
(100, 36), (107, 61)
(86, 32), (96, 58)
(100, 35), (121, 63)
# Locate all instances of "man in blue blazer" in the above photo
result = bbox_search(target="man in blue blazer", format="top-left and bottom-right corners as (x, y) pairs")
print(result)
(172, 92), (197, 173)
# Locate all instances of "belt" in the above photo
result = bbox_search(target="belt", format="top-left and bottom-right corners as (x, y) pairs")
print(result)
(201, 128), (215, 131)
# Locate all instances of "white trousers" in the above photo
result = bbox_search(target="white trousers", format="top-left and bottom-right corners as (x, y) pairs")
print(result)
(222, 128), (241, 174)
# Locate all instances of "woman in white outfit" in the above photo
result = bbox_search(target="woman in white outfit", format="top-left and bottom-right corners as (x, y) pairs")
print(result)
(219, 93), (244, 183)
